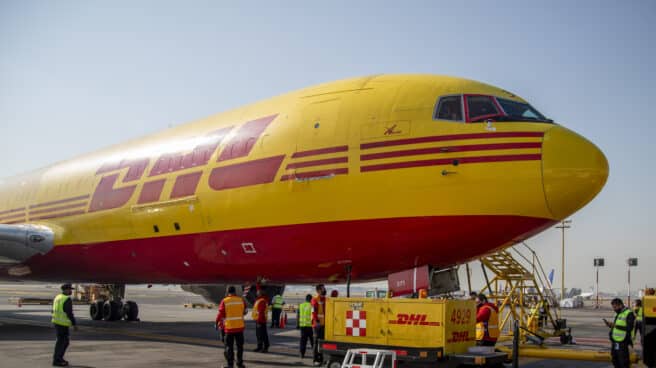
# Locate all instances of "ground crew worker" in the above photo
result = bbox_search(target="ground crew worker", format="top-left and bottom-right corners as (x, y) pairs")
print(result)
(475, 293), (499, 346)
(52, 283), (77, 367)
(604, 298), (635, 368)
(469, 291), (478, 300)
(271, 293), (284, 328)
(634, 299), (643, 345)
(216, 286), (247, 368)
(298, 294), (314, 359)
(252, 289), (269, 353)
(311, 284), (327, 366)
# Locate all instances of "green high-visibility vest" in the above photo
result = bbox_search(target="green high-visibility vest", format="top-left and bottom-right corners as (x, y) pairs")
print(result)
(298, 302), (312, 327)
(272, 295), (283, 309)
(611, 308), (632, 342)
(52, 294), (72, 327)
(635, 307), (643, 322)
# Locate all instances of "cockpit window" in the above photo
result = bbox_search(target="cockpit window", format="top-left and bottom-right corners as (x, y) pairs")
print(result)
(497, 98), (547, 121)
(466, 95), (500, 122)
(434, 96), (463, 122)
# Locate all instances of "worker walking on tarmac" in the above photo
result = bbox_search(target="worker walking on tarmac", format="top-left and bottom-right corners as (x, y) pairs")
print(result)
(312, 284), (328, 366)
(271, 293), (284, 328)
(475, 293), (499, 346)
(604, 298), (635, 368)
(634, 299), (643, 346)
(52, 283), (77, 367)
(298, 294), (314, 359)
(252, 289), (270, 353)
(216, 286), (247, 368)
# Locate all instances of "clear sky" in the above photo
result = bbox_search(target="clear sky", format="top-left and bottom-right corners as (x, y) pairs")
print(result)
(1, 1), (654, 294)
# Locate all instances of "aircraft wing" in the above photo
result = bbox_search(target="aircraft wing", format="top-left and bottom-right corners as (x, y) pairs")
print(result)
(0, 224), (54, 265)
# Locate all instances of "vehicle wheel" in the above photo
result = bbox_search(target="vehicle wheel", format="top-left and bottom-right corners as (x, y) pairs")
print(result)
(122, 300), (139, 321)
(326, 358), (342, 368)
(90, 301), (104, 320)
(102, 300), (122, 321)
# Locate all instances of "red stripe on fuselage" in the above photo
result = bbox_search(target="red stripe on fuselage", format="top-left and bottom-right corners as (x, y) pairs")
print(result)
(360, 142), (542, 161)
(17, 215), (555, 283)
(285, 157), (348, 170)
(29, 195), (90, 209)
(209, 155), (285, 190)
(360, 132), (544, 150)
(0, 212), (25, 221)
(0, 207), (25, 215)
(291, 145), (349, 158)
(360, 154), (541, 172)
(29, 202), (87, 216)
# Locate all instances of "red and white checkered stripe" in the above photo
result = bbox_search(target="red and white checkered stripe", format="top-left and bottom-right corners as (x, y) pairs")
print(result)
(346, 310), (367, 337)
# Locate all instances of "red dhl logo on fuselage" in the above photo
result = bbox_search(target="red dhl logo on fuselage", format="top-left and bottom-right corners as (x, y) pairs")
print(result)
(388, 313), (441, 326)
(89, 115), (283, 212)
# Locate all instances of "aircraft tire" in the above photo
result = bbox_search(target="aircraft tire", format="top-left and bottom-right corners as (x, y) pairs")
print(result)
(122, 300), (139, 321)
(102, 300), (122, 321)
(89, 301), (104, 320)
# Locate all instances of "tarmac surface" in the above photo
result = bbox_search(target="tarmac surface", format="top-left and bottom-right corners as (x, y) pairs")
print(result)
(0, 284), (646, 367)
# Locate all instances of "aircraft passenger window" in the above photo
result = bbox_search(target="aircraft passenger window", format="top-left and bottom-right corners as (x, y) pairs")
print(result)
(467, 95), (499, 121)
(434, 96), (463, 122)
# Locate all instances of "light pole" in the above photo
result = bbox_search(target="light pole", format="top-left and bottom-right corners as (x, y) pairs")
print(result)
(627, 258), (638, 306)
(593, 258), (604, 309)
(556, 220), (571, 302)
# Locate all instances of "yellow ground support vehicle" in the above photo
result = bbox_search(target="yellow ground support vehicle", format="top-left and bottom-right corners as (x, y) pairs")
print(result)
(321, 297), (507, 367)
(643, 291), (656, 367)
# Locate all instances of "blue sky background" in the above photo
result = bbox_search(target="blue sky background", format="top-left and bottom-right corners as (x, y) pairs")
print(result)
(1, 1), (654, 293)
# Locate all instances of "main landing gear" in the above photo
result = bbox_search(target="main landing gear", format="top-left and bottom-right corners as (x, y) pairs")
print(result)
(89, 284), (140, 322)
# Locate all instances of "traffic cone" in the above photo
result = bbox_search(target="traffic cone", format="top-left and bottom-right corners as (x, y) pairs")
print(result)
(279, 311), (286, 328)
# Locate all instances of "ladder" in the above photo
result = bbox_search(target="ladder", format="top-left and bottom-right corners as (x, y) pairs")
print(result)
(341, 348), (397, 368)
(478, 243), (564, 342)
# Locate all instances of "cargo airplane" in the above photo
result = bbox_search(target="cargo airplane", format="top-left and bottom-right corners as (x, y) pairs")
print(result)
(0, 74), (608, 321)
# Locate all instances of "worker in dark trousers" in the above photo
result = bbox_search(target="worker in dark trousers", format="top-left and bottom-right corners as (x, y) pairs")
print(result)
(298, 294), (313, 359)
(604, 298), (635, 368)
(252, 289), (270, 353)
(216, 286), (247, 368)
(311, 284), (327, 366)
(271, 293), (284, 328)
(634, 299), (643, 346)
(52, 283), (78, 367)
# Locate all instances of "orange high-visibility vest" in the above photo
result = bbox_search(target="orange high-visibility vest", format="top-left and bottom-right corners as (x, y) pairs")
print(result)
(476, 304), (500, 341)
(312, 295), (325, 326)
(252, 297), (267, 321)
(223, 295), (245, 331)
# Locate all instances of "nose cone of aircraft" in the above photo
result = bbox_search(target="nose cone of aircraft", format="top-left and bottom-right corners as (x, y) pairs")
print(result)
(542, 125), (609, 219)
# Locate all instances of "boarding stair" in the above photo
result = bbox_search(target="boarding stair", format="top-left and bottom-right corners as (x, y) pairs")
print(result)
(478, 243), (568, 343)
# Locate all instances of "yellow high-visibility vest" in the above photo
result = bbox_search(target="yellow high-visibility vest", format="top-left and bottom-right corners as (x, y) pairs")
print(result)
(298, 302), (312, 327)
(51, 294), (72, 327)
(223, 295), (245, 330)
(611, 308), (632, 342)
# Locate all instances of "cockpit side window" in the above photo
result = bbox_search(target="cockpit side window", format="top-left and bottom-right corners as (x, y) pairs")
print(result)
(434, 95), (463, 122)
(466, 95), (500, 122)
